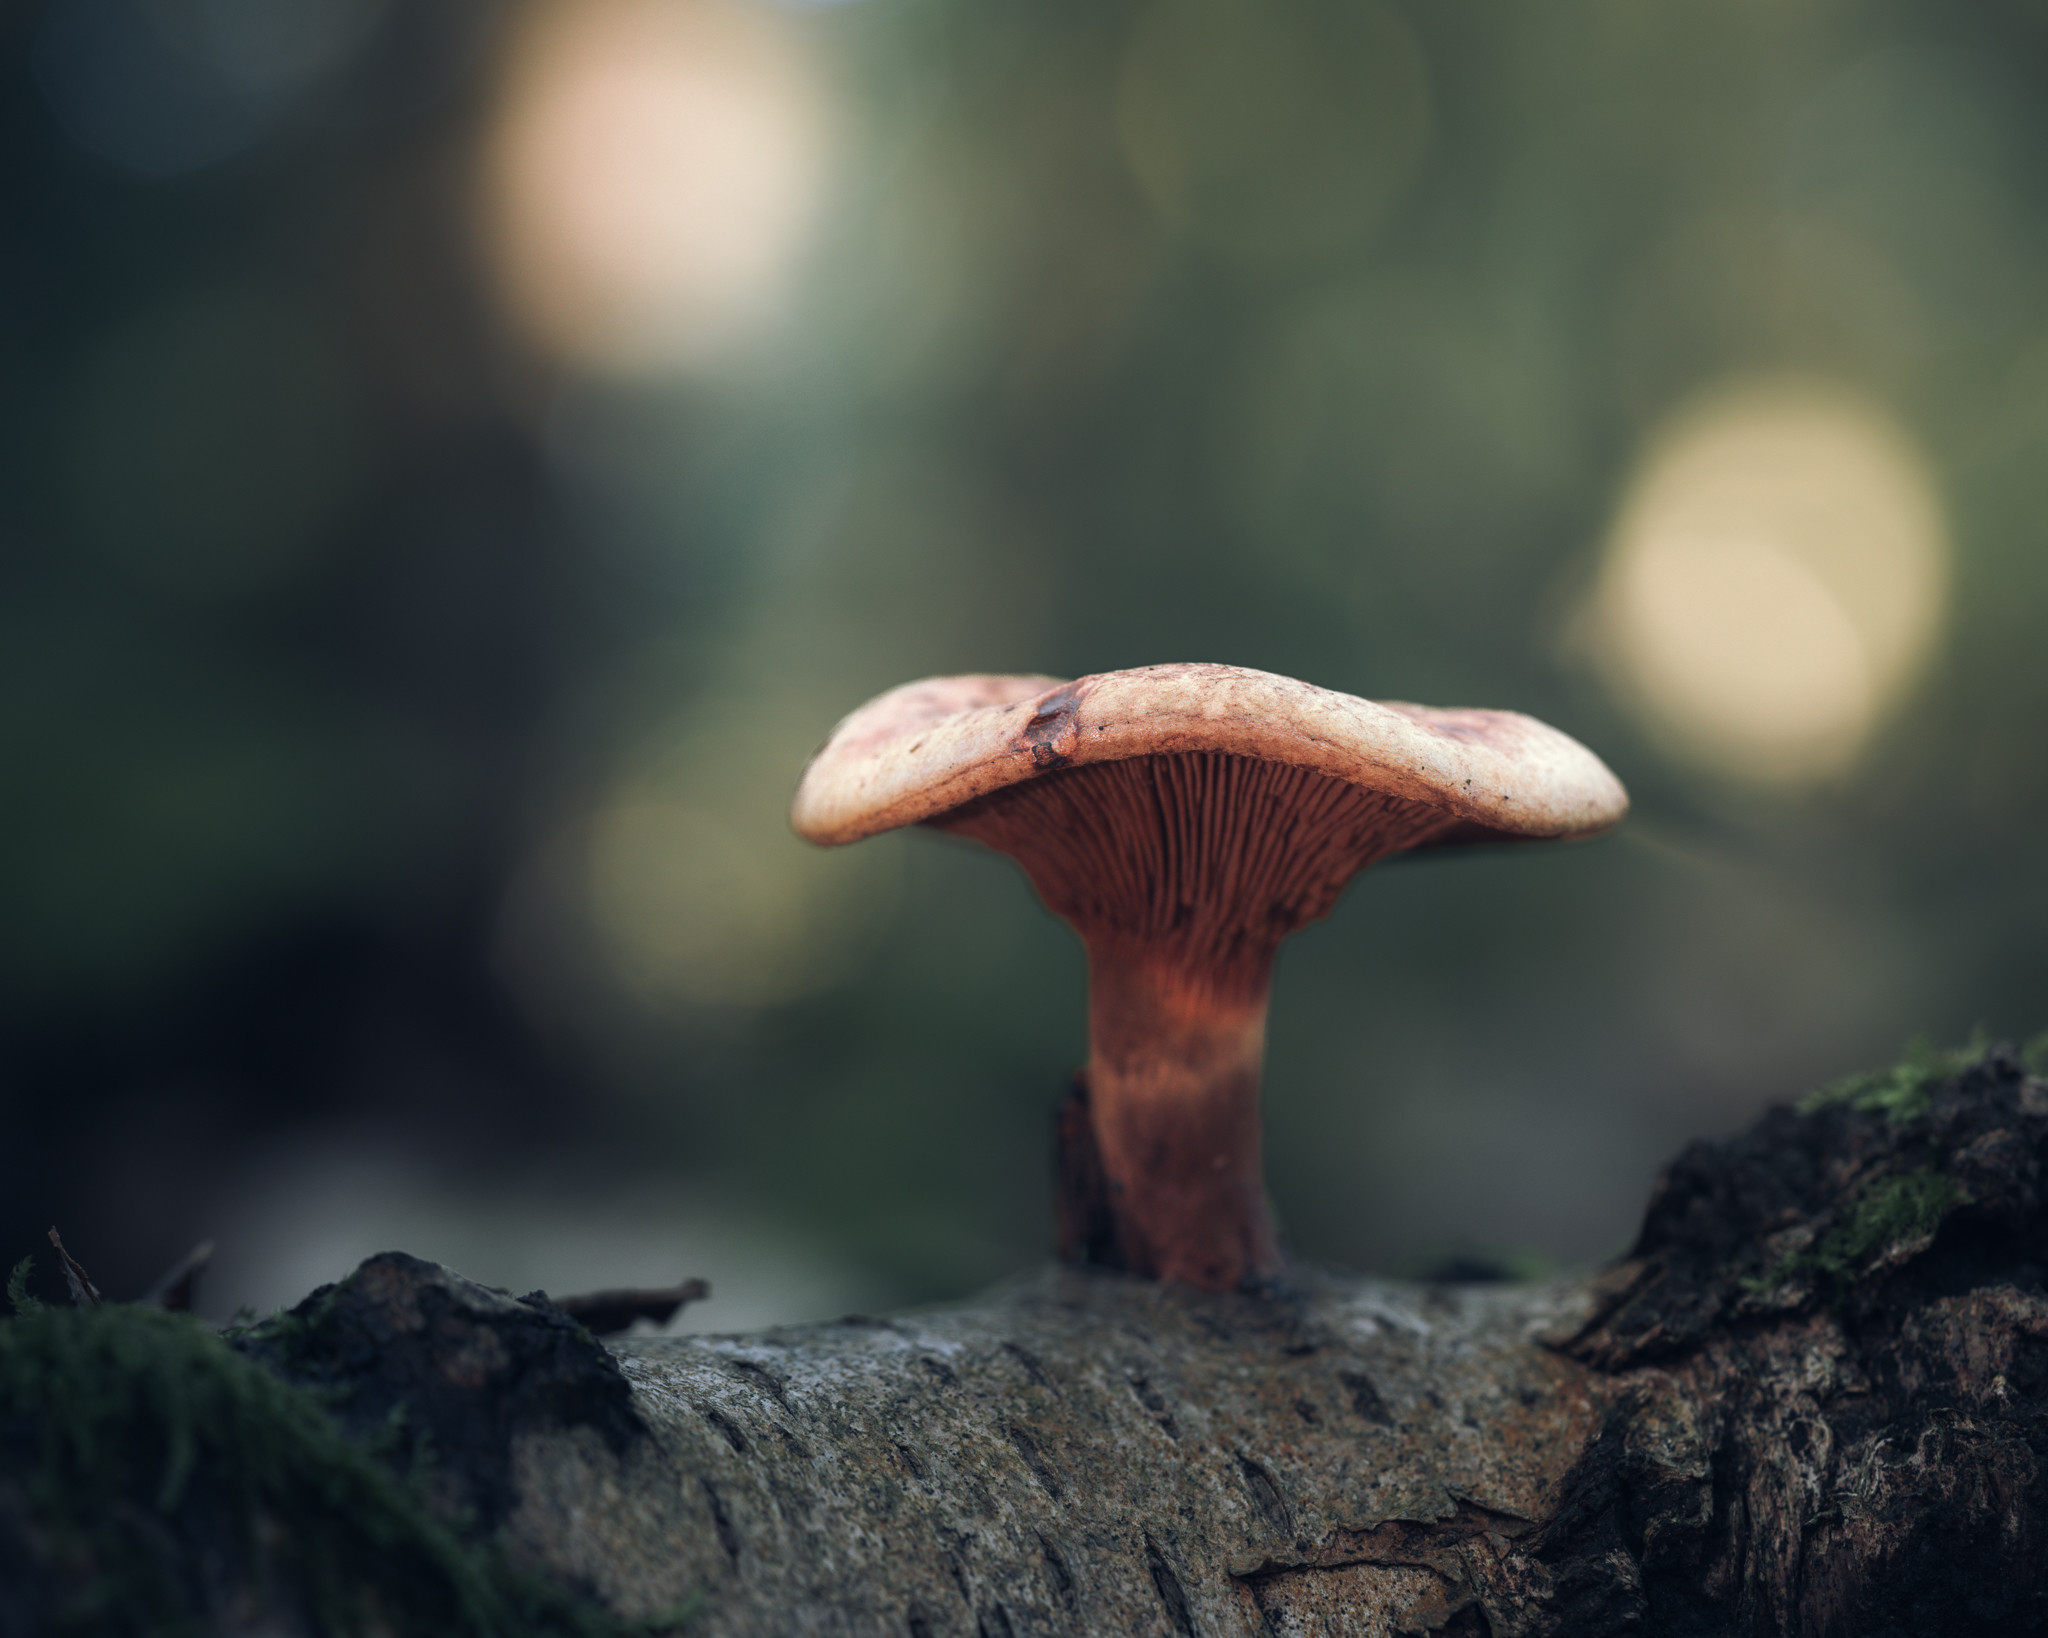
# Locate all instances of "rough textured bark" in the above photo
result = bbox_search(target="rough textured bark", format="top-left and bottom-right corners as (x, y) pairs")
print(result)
(13, 1047), (2048, 1636)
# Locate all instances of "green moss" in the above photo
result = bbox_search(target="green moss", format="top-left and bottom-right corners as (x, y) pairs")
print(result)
(0, 1292), (690, 1637)
(1811, 1170), (1963, 1278)
(7, 1256), (40, 1315)
(1798, 1031), (1987, 1124)
(1745, 1169), (1963, 1299)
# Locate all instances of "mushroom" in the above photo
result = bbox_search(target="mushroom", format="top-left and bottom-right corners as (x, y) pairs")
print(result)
(791, 663), (1628, 1292)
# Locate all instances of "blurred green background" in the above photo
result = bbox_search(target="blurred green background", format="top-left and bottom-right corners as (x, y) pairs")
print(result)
(5, 0), (2045, 1325)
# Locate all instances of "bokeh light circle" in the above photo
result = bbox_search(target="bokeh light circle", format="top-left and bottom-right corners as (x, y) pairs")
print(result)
(1590, 378), (1949, 784)
(482, 0), (832, 376)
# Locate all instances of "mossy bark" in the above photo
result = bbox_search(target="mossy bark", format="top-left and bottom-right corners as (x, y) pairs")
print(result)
(10, 1047), (2048, 1636)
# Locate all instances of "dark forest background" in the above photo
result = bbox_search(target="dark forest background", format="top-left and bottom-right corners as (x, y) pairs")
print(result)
(5, 0), (2046, 1326)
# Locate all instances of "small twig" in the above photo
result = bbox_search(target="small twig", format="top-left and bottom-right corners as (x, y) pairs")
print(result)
(552, 1279), (709, 1337)
(142, 1241), (216, 1312)
(46, 1227), (101, 1308)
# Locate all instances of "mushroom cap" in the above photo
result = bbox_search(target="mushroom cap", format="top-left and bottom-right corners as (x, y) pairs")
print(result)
(791, 663), (1627, 847)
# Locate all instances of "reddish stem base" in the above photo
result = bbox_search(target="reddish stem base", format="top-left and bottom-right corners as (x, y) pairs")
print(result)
(1056, 946), (1282, 1292)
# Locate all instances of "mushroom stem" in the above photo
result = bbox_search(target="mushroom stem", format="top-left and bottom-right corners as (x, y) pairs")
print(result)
(1081, 940), (1281, 1290)
(795, 667), (1630, 1299)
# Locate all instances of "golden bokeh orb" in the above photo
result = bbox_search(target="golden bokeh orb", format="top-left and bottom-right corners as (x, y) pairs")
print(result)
(1590, 378), (1949, 785)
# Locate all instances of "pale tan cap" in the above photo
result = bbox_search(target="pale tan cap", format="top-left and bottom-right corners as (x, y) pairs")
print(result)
(791, 662), (1628, 847)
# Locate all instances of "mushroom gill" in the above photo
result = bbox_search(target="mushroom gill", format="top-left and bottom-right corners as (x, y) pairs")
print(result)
(789, 663), (1628, 1295)
(936, 752), (1457, 1289)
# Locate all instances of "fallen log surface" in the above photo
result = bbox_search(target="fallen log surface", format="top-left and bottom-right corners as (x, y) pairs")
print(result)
(532, 1262), (1595, 1637)
(9, 1046), (2048, 1636)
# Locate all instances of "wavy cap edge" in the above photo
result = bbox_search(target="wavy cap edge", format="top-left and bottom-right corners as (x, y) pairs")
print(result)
(790, 663), (1627, 848)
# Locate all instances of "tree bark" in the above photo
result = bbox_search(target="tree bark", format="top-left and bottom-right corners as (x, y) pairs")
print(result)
(311, 1047), (2048, 1636)
(22, 1047), (2048, 1636)
(516, 1259), (1596, 1637)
